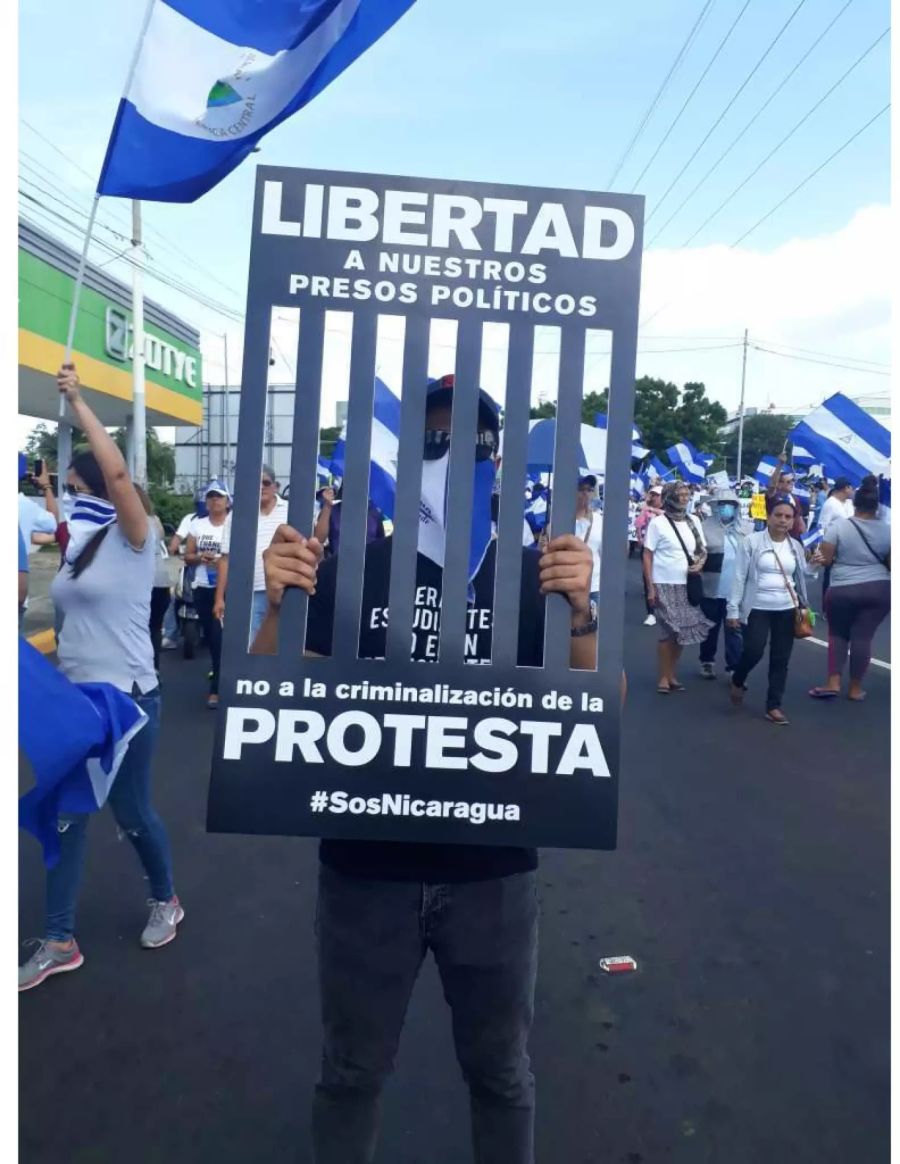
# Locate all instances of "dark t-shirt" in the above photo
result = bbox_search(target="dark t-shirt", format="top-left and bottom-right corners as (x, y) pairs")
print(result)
(305, 537), (545, 882)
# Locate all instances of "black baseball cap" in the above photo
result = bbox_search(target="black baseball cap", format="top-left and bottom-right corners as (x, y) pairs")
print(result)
(426, 374), (500, 436)
(578, 474), (597, 489)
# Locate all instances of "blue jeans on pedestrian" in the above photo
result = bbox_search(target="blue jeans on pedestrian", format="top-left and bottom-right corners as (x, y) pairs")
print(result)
(312, 865), (538, 1164)
(699, 596), (743, 671)
(45, 689), (174, 942)
(249, 589), (269, 645)
(162, 595), (179, 641)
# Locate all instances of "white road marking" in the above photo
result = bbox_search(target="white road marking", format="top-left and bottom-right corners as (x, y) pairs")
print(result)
(803, 636), (891, 671)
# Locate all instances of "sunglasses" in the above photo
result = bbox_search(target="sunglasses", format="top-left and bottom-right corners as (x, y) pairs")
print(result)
(261, 478), (274, 487)
(423, 430), (498, 463)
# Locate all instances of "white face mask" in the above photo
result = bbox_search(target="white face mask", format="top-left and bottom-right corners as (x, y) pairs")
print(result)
(418, 454), (450, 567)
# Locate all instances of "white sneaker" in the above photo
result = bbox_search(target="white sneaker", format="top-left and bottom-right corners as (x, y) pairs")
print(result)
(643, 614), (656, 627)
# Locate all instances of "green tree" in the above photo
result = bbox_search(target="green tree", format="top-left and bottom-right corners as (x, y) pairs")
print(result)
(111, 428), (176, 487)
(529, 401), (556, 419)
(24, 422), (176, 486)
(319, 425), (341, 460)
(722, 413), (796, 477)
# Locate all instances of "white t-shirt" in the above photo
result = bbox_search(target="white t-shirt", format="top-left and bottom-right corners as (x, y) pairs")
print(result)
(176, 512), (196, 540)
(189, 514), (232, 587)
(644, 514), (706, 585)
(754, 537), (797, 611)
(574, 513), (603, 593)
(19, 493), (57, 553)
(222, 498), (288, 591)
(820, 495), (854, 539)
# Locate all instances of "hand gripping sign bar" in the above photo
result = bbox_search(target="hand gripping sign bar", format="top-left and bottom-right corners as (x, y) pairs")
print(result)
(207, 166), (644, 849)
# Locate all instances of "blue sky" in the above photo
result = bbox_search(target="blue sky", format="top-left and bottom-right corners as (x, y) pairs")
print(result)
(18, 0), (891, 431)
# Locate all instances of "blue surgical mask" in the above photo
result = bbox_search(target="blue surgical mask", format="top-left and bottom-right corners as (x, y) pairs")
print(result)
(719, 504), (736, 522)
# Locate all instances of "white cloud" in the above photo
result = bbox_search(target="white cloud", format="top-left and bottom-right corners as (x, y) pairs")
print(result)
(638, 205), (891, 415)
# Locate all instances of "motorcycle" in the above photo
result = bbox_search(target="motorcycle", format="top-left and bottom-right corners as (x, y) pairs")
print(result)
(174, 562), (202, 660)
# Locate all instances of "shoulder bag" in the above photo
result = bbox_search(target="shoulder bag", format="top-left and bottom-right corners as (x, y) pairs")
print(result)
(769, 539), (814, 638)
(666, 516), (704, 607)
(848, 518), (890, 573)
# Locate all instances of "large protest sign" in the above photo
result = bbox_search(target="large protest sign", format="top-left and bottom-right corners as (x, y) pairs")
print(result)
(207, 166), (644, 849)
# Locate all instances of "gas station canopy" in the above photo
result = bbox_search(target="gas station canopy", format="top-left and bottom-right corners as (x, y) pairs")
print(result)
(19, 220), (203, 427)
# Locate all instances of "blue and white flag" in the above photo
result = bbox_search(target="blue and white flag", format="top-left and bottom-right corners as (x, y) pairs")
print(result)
(754, 457), (780, 487)
(330, 377), (400, 519)
(667, 441), (714, 484)
(646, 455), (672, 482)
(594, 412), (648, 459)
(316, 456), (333, 484)
(525, 491), (549, 534)
(98, 0), (418, 202)
(789, 393), (890, 485)
(801, 527), (824, 550)
(791, 444), (816, 466)
(879, 475), (891, 523)
(18, 641), (148, 868)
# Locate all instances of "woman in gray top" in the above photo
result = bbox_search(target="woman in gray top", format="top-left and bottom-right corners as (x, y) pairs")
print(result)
(809, 476), (890, 702)
(19, 365), (183, 992)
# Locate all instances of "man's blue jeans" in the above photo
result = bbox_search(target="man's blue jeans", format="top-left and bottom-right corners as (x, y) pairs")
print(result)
(312, 865), (539, 1164)
(699, 596), (743, 670)
(249, 590), (269, 644)
(45, 689), (174, 941)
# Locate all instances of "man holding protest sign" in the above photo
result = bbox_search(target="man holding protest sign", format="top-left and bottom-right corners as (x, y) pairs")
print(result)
(253, 377), (595, 1164)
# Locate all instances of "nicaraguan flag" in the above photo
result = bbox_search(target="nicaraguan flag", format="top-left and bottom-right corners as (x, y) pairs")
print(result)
(646, 455), (672, 482)
(18, 641), (148, 868)
(594, 412), (648, 459)
(525, 491), (549, 534)
(801, 527), (824, 550)
(791, 444), (816, 466)
(789, 393), (890, 485)
(667, 441), (714, 484)
(316, 457), (333, 483)
(330, 377), (400, 519)
(754, 456), (780, 486)
(879, 475), (891, 523)
(97, 0), (418, 202)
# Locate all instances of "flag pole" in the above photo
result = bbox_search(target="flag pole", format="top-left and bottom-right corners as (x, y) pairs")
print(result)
(61, 194), (101, 379)
(130, 199), (148, 486)
(56, 0), (159, 492)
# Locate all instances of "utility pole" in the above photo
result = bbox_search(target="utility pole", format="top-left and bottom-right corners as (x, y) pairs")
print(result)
(735, 328), (748, 480)
(222, 332), (231, 490)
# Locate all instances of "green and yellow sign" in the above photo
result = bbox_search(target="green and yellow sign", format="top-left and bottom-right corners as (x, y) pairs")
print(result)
(19, 223), (203, 425)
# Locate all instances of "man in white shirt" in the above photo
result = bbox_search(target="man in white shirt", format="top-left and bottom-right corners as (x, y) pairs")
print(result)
(818, 477), (855, 601)
(214, 464), (288, 640)
(819, 478), (855, 537)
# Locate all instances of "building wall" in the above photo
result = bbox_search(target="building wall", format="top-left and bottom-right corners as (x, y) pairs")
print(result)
(174, 383), (298, 494)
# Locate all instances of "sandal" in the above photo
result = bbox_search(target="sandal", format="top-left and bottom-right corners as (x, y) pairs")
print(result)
(668, 681), (686, 693)
(847, 692), (867, 702)
(765, 710), (790, 725)
(729, 683), (745, 707)
(808, 687), (839, 700)
(657, 683), (672, 694)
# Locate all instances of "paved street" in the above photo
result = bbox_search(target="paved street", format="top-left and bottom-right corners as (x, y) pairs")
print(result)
(19, 561), (890, 1164)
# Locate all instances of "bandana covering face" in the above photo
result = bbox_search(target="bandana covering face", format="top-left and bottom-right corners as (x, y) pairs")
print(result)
(662, 483), (688, 519)
(418, 453), (496, 603)
(65, 495), (117, 564)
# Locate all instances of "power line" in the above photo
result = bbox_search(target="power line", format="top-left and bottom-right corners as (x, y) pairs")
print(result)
(19, 192), (247, 324)
(606, 0), (716, 187)
(645, 0), (809, 225)
(19, 119), (247, 301)
(629, 0), (754, 194)
(751, 337), (889, 368)
(638, 101), (889, 333)
(647, 0), (856, 245)
(750, 342), (890, 375)
(732, 102), (889, 245)
(681, 28), (889, 246)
